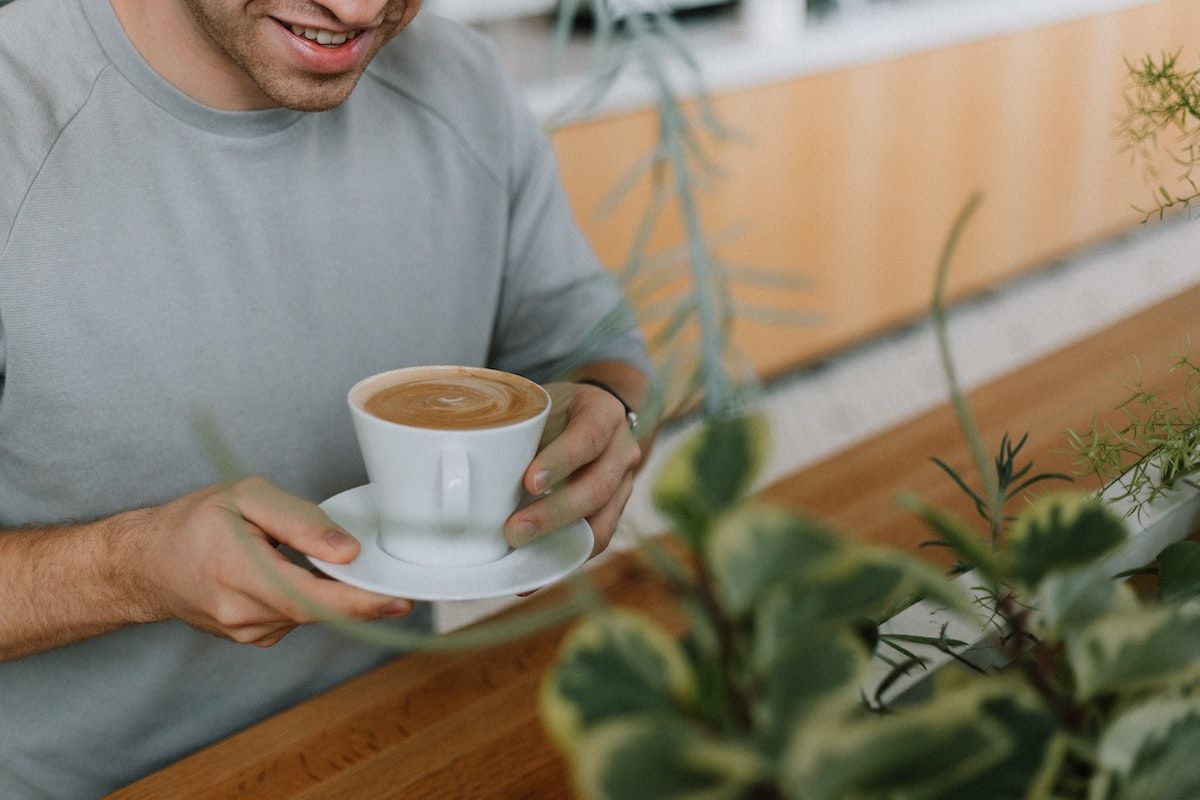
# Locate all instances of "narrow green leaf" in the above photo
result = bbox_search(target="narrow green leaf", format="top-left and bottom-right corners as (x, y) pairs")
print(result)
(898, 492), (1007, 583)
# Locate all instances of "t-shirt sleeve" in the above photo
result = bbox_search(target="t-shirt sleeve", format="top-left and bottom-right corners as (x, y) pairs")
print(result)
(486, 72), (651, 385)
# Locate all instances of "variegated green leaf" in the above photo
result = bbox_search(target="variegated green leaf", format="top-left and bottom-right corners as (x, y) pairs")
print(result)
(705, 503), (842, 618)
(924, 679), (1060, 800)
(1033, 565), (1133, 640)
(1157, 540), (1200, 603)
(782, 682), (1013, 800)
(1094, 695), (1200, 800)
(541, 610), (697, 747)
(572, 715), (771, 800)
(753, 630), (871, 755)
(1068, 601), (1200, 700)
(749, 548), (975, 676)
(1008, 493), (1126, 588)
(652, 414), (770, 545)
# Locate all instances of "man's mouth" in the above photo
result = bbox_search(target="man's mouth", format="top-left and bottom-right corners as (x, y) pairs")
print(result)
(279, 21), (362, 47)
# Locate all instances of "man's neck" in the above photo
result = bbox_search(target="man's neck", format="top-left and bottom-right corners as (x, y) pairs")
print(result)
(109, 0), (276, 110)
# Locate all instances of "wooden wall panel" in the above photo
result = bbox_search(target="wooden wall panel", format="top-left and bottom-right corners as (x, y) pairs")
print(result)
(550, 0), (1200, 379)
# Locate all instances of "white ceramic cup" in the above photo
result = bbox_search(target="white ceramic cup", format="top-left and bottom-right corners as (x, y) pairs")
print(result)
(347, 366), (551, 567)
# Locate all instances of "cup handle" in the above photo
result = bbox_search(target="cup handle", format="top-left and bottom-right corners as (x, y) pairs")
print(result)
(440, 447), (470, 526)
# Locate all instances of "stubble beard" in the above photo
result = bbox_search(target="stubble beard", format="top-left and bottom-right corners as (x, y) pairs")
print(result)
(179, 0), (402, 112)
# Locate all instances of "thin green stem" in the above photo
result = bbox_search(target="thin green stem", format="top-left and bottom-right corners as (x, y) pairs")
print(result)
(931, 193), (1003, 543)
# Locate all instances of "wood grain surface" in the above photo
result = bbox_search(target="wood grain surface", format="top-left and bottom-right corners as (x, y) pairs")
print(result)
(110, 285), (1200, 798)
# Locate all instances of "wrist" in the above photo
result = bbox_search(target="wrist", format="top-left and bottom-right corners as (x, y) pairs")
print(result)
(98, 507), (166, 625)
(576, 378), (640, 434)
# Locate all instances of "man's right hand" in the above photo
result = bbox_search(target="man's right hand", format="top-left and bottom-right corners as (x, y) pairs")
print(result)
(122, 476), (412, 648)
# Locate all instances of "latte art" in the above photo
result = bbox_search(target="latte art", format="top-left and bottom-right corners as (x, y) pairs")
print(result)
(363, 372), (546, 430)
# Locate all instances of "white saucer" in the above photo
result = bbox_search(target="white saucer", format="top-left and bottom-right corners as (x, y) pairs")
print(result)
(308, 484), (594, 601)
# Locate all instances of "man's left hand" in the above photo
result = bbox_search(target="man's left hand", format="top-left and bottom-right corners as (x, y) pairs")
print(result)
(504, 381), (642, 557)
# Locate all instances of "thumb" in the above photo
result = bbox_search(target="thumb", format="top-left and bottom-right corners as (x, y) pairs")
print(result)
(228, 477), (361, 564)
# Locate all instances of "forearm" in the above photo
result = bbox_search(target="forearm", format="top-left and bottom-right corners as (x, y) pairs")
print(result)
(0, 510), (153, 662)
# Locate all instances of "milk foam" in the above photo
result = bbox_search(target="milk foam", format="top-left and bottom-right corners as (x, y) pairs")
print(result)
(363, 371), (546, 430)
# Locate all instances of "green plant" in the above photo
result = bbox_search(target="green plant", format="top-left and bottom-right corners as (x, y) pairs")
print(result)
(539, 200), (1200, 800)
(1121, 50), (1200, 220)
(1068, 352), (1200, 515)
(549, 0), (815, 423)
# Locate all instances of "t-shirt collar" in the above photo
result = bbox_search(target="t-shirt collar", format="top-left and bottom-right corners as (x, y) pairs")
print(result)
(79, 0), (305, 137)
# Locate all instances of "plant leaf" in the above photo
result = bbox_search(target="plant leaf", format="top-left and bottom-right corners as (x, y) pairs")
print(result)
(898, 492), (1007, 583)
(541, 610), (697, 747)
(704, 503), (843, 618)
(782, 682), (1013, 800)
(753, 629), (871, 755)
(572, 715), (770, 800)
(924, 680), (1060, 800)
(652, 414), (770, 546)
(1157, 540), (1200, 603)
(1033, 565), (1133, 640)
(1094, 694), (1200, 800)
(1007, 493), (1127, 588)
(1067, 601), (1200, 700)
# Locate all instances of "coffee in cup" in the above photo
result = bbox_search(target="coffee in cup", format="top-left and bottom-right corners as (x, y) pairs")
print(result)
(362, 369), (546, 430)
(348, 366), (551, 567)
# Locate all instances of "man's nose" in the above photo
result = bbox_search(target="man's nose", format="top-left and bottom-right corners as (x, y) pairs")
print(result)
(317, 0), (389, 28)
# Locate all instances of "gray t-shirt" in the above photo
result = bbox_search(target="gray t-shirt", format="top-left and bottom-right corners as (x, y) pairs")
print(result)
(0, 0), (646, 796)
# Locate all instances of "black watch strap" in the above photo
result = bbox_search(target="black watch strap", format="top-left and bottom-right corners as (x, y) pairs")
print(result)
(577, 378), (639, 434)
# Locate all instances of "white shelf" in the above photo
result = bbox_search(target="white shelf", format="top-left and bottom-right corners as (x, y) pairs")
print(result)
(460, 0), (1159, 122)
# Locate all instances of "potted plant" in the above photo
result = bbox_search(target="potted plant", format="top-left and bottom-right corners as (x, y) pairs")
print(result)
(538, 194), (1200, 798)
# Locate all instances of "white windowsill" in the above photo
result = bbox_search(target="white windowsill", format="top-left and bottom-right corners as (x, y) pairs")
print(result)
(458, 0), (1159, 123)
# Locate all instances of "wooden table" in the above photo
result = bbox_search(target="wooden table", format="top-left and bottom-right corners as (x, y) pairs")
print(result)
(110, 286), (1200, 799)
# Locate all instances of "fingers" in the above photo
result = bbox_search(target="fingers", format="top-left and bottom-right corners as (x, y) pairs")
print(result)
(199, 483), (414, 646)
(506, 427), (640, 548)
(585, 474), (635, 556)
(524, 387), (626, 495)
(233, 548), (414, 627)
(226, 476), (361, 564)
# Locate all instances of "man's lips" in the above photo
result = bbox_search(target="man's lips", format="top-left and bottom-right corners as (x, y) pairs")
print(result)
(270, 18), (374, 73)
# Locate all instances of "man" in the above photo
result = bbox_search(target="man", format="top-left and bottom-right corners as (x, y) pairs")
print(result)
(0, 0), (649, 795)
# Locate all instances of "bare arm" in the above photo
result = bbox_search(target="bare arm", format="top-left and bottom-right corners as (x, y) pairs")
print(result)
(0, 513), (151, 661)
(0, 477), (412, 663)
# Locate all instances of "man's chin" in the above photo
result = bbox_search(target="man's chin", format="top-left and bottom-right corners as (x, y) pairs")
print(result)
(258, 74), (362, 113)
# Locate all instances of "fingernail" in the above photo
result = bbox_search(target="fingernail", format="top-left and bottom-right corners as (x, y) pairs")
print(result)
(323, 528), (356, 552)
(532, 470), (551, 493)
(510, 520), (537, 547)
(381, 598), (412, 617)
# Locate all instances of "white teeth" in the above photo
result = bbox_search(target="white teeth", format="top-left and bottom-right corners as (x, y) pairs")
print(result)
(287, 23), (356, 46)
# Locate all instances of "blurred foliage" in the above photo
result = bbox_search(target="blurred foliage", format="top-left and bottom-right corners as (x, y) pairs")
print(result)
(541, 195), (1200, 798)
(1121, 50), (1200, 220)
(549, 0), (816, 424)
